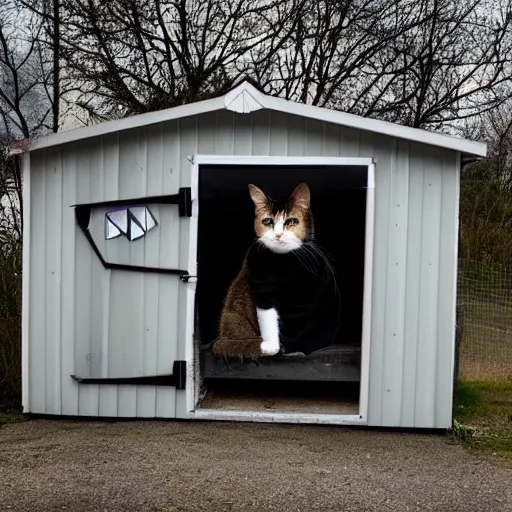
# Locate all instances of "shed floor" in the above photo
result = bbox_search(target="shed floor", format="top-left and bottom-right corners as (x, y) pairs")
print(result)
(199, 380), (359, 415)
(202, 344), (361, 382)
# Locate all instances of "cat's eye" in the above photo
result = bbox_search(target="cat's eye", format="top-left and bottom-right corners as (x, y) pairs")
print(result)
(285, 218), (299, 226)
(262, 218), (274, 227)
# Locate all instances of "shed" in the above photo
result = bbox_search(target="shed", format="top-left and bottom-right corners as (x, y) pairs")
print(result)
(16, 81), (486, 428)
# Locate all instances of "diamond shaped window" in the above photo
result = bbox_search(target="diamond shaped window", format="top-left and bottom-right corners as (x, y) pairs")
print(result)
(105, 206), (157, 241)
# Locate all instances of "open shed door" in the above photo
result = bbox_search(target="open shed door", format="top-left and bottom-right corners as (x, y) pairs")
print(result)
(71, 177), (198, 419)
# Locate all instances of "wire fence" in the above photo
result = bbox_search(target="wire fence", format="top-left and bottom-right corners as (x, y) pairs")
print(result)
(458, 259), (512, 381)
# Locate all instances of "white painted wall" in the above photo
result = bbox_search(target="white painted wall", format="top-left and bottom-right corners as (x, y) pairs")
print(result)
(24, 110), (459, 427)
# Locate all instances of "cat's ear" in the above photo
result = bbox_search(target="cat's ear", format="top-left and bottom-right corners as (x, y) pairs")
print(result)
(248, 184), (268, 208)
(290, 183), (311, 210)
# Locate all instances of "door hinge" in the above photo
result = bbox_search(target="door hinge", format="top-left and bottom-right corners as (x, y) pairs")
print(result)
(71, 360), (187, 389)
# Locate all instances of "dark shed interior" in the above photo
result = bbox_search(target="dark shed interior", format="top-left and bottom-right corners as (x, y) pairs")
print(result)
(196, 164), (367, 396)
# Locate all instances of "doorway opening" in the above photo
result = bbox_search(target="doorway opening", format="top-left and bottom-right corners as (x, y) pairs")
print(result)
(193, 158), (373, 422)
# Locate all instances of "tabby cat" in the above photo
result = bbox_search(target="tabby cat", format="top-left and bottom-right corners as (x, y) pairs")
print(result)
(213, 183), (341, 358)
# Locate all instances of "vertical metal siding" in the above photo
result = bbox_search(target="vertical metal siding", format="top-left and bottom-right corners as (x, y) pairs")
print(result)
(60, 144), (79, 416)
(435, 152), (460, 427)
(28, 150), (47, 413)
(383, 140), (409, 426)
(366, 142), (458, 428)
(176, 116), (199, 417)
(156, 120), (181, 418)
(287, 115), (305, 156)
(269, 111), (287, 156)
(415, 145), (444, 427)
(27, 110), (459, 425)
(47, 147), (64, 415)
(367, 135), (394, 425)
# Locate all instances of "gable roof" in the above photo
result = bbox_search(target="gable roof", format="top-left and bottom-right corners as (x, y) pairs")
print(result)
(10, 81), (486, 157)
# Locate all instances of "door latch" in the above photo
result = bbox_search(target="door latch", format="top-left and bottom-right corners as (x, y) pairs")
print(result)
(180, 274), (197, 283)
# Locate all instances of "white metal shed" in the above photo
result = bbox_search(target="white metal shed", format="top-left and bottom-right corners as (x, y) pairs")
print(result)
(16, 81), (486, 428)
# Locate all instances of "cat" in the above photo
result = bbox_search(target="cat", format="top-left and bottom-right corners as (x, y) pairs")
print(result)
(213, 183), (341, 358)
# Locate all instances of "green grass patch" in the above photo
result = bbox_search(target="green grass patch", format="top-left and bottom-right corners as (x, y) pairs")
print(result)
(0, 411), (27, 426)
(454, 380), (512, 425)
(453, 380), (512, 461)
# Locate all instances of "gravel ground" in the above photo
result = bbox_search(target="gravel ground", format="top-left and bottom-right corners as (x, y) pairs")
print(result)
(0, 419), (511, 512)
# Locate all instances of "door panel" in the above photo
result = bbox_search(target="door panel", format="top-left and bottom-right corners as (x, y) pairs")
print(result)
(72, 186), (196, 418)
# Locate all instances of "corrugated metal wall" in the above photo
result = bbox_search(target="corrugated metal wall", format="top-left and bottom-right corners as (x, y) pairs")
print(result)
(26, 109), (458, 427)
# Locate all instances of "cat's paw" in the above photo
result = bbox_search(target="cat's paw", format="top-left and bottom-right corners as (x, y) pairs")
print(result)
(260, 340), (280, 356)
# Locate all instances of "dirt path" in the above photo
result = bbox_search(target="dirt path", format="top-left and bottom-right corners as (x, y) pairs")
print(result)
(0, 420), (511, 512)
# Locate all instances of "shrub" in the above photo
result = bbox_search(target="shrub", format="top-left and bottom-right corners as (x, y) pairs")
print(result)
(0, 230), (22, 411)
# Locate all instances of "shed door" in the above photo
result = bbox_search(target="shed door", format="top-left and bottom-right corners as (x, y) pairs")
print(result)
(72, 182), (197, 418)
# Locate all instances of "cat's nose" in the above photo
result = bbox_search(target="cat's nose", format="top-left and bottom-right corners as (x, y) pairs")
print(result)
(275, 233), (282, 239)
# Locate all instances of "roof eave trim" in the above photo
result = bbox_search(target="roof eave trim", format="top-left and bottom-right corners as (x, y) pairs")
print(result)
(9, 81), (487, 158)
(259, 94), (487, 157)
(9, 95), (226, 155)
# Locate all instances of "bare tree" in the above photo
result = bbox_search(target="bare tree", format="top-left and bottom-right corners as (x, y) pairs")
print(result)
(485, 101), (512, 181)
(55, 0), (512, 135)
(55, 0), (300, 120)
(0, 142), (21, 241)
(0, 1), (54, 240)
(0, 0), (54, 413)
(358, 0), (512, 130)
(250, 0), (427, 106)
(257, 0), (512, 132)
(0, 1), (54, 139)
(459, 100), (512, 264)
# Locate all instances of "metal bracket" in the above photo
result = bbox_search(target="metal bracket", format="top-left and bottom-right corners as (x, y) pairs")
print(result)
(71, 360), (187, 389)
(180, 275), (197, 283)
(73, 188), (192, 217)
(74, 188), (193, 275)
(177, 187), (192, 217)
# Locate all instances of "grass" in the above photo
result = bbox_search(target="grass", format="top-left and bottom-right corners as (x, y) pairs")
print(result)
(458, 297), (512, 380)
(452, 380), (512, 461)
(0, 411), (26, 427)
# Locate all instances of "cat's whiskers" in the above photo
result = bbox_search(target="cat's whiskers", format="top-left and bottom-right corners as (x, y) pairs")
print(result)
(292, 247), (320, 277)
(301, 242), (340, 299)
